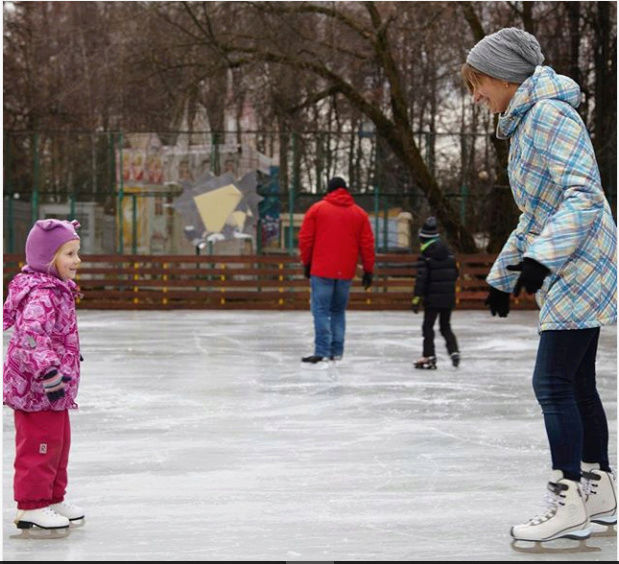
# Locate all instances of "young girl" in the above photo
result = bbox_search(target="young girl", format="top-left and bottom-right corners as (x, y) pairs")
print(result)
(3, 218), (85, 531)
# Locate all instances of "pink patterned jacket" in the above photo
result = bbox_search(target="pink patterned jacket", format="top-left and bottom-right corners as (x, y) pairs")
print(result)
(3, 269), (81, 411)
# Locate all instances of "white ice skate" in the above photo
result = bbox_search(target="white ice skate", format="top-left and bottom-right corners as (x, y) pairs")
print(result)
(581, 462), (617, 525)
(14, 506), (70, 530)
(510, 470), (591, 543)
(49, 501), (85, 522)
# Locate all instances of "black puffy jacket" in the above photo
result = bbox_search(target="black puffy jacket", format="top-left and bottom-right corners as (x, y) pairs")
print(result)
(413, 239), (458, 309)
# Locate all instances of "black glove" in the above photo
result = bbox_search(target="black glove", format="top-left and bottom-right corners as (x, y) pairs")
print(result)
(304, 263), (311, 279)
(362, 272), (373, 290)
(507, 258), (550, 297)
(40, 369), (72, 402)
(484, 286), (510, 318)
(411, 296), (422, 314)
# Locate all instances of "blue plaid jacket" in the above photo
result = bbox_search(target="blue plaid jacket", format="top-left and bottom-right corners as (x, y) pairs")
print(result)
(487, 66), (617, 331)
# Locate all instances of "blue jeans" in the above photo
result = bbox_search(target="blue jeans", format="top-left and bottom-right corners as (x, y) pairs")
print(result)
(533, 327), (610, 481)
(310, 276), (352, 358)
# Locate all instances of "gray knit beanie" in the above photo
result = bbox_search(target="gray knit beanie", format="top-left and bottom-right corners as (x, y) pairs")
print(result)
(466, 27), (544, 84)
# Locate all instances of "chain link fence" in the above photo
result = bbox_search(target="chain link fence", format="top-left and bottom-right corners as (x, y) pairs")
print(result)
(9, 127), (611, 258)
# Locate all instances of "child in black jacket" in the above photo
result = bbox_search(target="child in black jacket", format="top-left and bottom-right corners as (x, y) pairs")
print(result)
(412, 217), (460, 369)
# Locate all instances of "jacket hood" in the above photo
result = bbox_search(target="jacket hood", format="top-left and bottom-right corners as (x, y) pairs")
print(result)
(3, 269), (77, 330)
(324, 188), (354, 207)
(497, 66), (581, 139)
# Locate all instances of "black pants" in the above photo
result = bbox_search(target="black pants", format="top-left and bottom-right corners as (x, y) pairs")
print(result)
(422, 308), (458, 357)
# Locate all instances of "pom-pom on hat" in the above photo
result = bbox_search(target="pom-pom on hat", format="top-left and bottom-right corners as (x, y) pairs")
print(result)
(327, 176), (348, 193)
(466, 27), (544, 84)
(25, 219), (80, 274)
(418, 216), (439, 239)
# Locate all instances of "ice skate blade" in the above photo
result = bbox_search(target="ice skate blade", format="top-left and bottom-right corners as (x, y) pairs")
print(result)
(591, 513), (617, 525)
(590, 521), (616, 536)
(510, 525), (592, 543)
(69, 517), (86, 527)
(10, 526), (70, 540)
(510, 537), (600, 555)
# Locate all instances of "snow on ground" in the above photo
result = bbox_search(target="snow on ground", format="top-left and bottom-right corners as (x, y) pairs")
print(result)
(3, 310), (617, 561)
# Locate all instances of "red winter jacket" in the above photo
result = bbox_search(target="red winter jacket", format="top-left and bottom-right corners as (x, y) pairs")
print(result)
(298, 188), (375, 279)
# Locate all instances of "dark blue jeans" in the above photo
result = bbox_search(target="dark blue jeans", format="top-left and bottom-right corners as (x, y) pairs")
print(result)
(532, 327), (610, 481)
(310, 276), (352, 358)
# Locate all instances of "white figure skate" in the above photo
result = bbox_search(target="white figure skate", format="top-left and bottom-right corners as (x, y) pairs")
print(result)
(511, 470), (591, 543)
(581, 462), (617, 527)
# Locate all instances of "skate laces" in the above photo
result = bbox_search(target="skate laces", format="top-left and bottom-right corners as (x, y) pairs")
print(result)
(527, 483), (566, 525)
(581, 472), (598, 497)
(582, 468), (615, 497)
(39, 506), (60, 517)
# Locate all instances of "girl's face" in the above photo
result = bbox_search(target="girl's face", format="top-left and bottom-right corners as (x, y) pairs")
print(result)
(472, 75), (517, 114)
(54, 240), (81, 280)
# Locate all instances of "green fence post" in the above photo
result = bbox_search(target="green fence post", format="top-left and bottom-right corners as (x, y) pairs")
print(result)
(117, 132), (124, 254)
(460, 183), (468, 226)
(288, 182), (294, 255)
(69, 192), (76, 221)
(5, 132), (15, 252)
(374, 185), (379, 252)
(383, 198), (388, 253)
(6, 195), (14, 253)
(256, 218), (262, 255)
(288, 133), (297, 255)
(132, 194), (138, 255)
(32, 132), (40, 224)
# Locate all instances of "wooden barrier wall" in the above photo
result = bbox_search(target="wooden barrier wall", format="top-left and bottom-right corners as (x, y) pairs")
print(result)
(2, 253), (537, 310)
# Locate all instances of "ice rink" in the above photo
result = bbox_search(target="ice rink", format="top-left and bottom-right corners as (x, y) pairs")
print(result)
(3, 309), (617, 561)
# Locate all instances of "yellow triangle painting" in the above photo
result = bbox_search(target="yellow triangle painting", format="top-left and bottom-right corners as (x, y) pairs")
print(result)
(193, 184), (243, 233)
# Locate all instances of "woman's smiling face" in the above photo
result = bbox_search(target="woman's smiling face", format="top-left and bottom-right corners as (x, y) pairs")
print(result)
(472, 75), (517, 114)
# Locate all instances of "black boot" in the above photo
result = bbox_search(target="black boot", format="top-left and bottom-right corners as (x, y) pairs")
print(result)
(302, 355), (325, 364)
(450, 352), (460, 367)
(414, 356), (437, 369)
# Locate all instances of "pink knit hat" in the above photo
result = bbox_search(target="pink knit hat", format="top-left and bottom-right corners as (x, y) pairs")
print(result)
(25, 219), (81, 274)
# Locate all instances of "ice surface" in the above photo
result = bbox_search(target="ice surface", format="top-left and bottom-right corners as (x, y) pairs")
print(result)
(3, 310), (616, 560)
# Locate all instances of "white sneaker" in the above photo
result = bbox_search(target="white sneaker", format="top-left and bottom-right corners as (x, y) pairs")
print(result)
(511, 470), (591, 542)
(14, 506), (70, 530)
(49, 500), (85, 521)
(581, 462), (617, 524)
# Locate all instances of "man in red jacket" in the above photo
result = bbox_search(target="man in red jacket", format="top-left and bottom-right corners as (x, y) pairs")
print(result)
(298, 176), (375, 363)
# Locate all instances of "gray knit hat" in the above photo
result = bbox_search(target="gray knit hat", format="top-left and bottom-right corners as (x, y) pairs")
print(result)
(466, 27), (544, 84)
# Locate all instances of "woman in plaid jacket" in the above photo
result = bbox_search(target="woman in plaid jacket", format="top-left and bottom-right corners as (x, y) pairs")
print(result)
(462, 28), (616, 543)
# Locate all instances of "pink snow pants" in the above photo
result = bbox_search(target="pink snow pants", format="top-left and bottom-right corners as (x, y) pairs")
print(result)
(13, 410), (71, 510)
